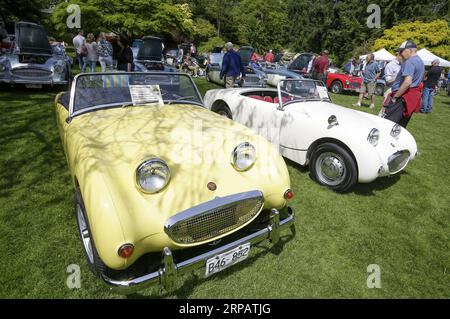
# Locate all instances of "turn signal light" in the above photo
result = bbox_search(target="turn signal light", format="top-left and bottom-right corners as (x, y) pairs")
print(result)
(118, 244), (134, 258)
(284, 189), (294, 200)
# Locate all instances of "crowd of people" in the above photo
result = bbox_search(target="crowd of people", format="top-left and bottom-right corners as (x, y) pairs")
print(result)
(307, 41), (446, 129)
(69, 28), (447, 129)
(72, 30), (134, 73)
(353, 40), (445, 128)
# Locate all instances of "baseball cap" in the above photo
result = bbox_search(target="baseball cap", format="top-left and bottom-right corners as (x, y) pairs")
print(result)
(397, 40), (417, 52)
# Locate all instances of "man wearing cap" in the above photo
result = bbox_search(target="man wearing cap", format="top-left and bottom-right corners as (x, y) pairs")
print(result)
(384, 40), (424, 128)
(220, 42), (246, 88)
(353, 53), (380, 109)
(421, 59), (442, 113)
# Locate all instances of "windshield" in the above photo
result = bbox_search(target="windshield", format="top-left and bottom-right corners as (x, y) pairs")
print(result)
(209, 53), (224, 66)
(278, 79), (330, 106)
(137, 37), (163, 61)
(69, 72), (203, 119)
(238, 47), (254, 66)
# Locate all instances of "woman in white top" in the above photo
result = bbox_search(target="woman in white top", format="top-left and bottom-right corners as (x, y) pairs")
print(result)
(96, 32), (114, 72)
(82, 33), (98, 73)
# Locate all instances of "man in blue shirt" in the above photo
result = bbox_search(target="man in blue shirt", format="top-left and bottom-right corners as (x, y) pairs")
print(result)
(353, 53), (380, 109)
(220, 42), (246, 88)
(385, 40), (425, 128)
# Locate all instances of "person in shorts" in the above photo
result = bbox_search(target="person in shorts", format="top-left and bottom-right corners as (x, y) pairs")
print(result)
(353, 53), (380, 109)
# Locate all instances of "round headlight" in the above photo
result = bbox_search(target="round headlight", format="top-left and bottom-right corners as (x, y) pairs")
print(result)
(53, 63), (64, 74)
(0, 63), (6, 72)
(231, 142), (256, 171)
(390, 124), (402, 138)
(367, 128), (380, 146)
(136, 158), (170, 194)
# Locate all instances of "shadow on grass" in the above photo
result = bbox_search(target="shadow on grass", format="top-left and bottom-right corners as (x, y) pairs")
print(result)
(284, 157), (404, 196)
(125, 232), (296, 299)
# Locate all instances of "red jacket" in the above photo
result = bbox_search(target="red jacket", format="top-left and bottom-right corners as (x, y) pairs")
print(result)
(265, 52), (274, 63)
(385, 84), (423, 118)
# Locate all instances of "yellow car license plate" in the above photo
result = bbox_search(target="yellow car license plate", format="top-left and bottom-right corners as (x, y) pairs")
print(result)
(205, 243), (250, 278)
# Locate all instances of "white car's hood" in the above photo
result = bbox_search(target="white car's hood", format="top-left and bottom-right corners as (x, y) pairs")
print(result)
(285, 100), (393, 132)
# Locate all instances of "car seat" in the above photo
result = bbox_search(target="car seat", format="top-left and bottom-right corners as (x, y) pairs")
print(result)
(263, 96), (273, 103)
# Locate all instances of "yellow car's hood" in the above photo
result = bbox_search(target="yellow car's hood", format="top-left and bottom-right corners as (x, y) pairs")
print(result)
(63, 103), (290, 267)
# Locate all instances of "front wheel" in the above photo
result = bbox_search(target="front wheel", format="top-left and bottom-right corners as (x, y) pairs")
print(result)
(309, 143), (357, 192)
(75, 188), (109, 277)
(330, 80), (343, 94)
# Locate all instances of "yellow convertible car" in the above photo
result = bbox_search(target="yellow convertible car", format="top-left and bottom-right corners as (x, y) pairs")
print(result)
(55, 72), (295, 293)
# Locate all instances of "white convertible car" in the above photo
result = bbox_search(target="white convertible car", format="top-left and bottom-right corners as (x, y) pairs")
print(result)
(204, 79), (418, 192)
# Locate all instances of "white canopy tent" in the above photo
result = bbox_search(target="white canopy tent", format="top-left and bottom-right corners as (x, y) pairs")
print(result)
(417, 48), (450, 67)
(359, 48), (395, 62)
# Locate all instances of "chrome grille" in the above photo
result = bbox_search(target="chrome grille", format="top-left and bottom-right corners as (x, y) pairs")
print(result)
(349, 82), (360, 88)
(12, 68), (51, 78)
(244, 76), (260, 83)
(165, 191), (264, 244)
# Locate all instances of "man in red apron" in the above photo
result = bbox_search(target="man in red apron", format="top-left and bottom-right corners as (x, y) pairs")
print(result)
(383, 40), (425, 128)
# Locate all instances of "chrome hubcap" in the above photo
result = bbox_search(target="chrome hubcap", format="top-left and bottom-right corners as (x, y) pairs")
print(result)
(316, 152), (346, 186)
(332, 84), (340, 93)
(76, 204), (94, 263)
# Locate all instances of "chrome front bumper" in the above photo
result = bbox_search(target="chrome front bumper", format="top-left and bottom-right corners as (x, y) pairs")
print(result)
(101, 208), (295, 294)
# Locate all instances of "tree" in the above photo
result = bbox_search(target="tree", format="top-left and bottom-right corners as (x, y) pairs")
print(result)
(50, 0), (196, 42)
(193, 18), (217, 43)
(373, 20), (450, 60)
(230, 0), (289, 52)
(0, 0), (49, 27)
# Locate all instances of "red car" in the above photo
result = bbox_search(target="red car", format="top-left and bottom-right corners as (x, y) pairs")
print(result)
(326, 73), (363, 94)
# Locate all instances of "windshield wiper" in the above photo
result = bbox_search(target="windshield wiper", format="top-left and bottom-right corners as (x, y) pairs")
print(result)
(167, 96), (197, 105)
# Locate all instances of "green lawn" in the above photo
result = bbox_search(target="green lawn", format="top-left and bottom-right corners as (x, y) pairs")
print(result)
(0, 78), (449, 298)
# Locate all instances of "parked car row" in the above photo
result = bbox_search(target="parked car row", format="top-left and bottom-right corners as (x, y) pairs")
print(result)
(55, 71), (417, 293)
(6, 21), (417, 294)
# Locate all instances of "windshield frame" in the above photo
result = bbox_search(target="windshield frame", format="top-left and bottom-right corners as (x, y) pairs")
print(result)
(68, 71), (204, 122)
(276, 78), (331, 109)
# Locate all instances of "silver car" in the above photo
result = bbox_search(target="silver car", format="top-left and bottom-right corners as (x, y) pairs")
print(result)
(0, 22), (71, 89)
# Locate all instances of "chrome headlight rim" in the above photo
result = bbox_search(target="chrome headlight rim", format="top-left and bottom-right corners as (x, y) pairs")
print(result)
(390, 124), (402, 139)
(135, 157), (171, 194)
(231, 142), (257, 172)
(0, 62), (6, 72)
(367, 128), (380, 147)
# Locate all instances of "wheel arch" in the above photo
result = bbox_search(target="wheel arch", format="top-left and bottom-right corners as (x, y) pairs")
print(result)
(306, 137), (359, 176)
(211, 99), (232, 118)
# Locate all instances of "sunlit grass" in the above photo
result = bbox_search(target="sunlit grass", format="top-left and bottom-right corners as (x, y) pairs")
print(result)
(0, 79), (448, 298)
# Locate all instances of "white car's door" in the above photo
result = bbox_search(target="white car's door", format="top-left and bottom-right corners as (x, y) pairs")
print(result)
(235, 95), (283, 147)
